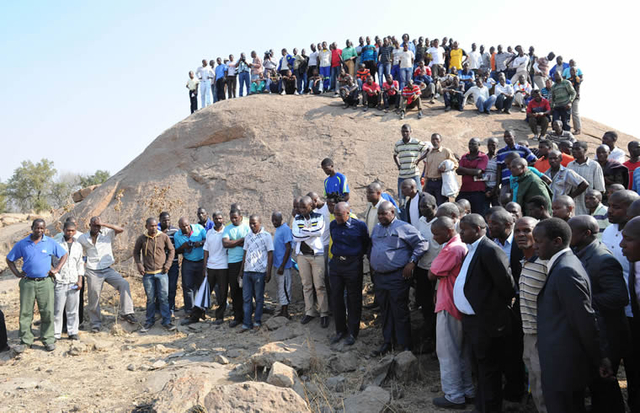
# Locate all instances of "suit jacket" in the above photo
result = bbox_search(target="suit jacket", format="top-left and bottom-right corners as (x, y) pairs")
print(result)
(537, 250), (602, 390)
(463, 237), (515, 337)
(630, 261), (640, 318)
(509, 239), (525, 286)
(575, 240), (630, 359)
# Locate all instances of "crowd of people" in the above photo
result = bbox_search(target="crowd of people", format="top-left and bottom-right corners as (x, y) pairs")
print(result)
(187, 35), (582, 127)
(2, 121), (640, 413)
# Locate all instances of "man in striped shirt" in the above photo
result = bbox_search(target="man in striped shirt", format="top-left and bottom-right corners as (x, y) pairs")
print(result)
(399, 79), (424, 120)
(515, 217), (548, 413)
(393, 124), (432, 206)
(585, 190), (609, 240)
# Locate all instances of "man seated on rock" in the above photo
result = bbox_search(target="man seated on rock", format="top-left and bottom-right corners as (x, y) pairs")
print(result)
(513, 74), (532, 112)
(362, 75), (381, 111)
(355, 63), (371, 90)
(552, 195), (576, 221)
(280, 70), (298, 95)
(526, 90), (551, 140)
(239, 215), (273, 332)
(308, 68), (323, 95)
(250, 73), (267, 94)
(399, 79), (424, 120)
(429, 216), (475, 409)
(546, 119), (576, 145)
(443, 76), (464, 112)
(382, 74), (400, 113)
(458, 62), (475, 92)
(494, 73), (515, 114)
(339, 75), (359, 109)
(463, 78), (496, 114)
(267, 69), (281, 94)
(78, 217), (137, 333)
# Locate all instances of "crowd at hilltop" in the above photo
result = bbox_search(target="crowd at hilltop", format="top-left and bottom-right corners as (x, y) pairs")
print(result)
(186, 35), (582, 127)
(3, 118), (640, 412)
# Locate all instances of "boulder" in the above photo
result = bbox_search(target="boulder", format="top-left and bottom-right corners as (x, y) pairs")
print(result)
(154, 373), (310, 413)
(328, 353), (358, 373)
(392, 351), (418, 383)
(362, 354), (394, 388)
(265, 316), (289, 331)
(251, 336), (331, 373)
(72, 185), (99, 203)
(325, 375), (346, 392)
(343, 385), (391, 413)
(267, 361), (298, 388)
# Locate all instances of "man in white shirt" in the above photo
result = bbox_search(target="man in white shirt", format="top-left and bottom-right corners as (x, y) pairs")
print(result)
(196, 59), (214, 109)
(567, 141), (606, 215)
(463, 78), (496, 114)
(467, 43), (482, 72)
(513, 74), (532, 112)
(509, 46), (530, 85)
(427, 38), (445, 80)
(603, 131), (627, 164)
(398, 43), (415, 91)
(307, 43), (319, 93)
(494, 74), (514, 114)
(53, 221), (84, 340)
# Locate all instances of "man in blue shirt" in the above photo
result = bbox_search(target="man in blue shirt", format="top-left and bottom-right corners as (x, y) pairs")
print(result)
(272, 211), (294, 319)
(222, 208), (251, 327)
(329, 202), (369, 346)
(6, 219), (68, 351)
(369, 202), (428, 356)
(197, 207), (214, 231)
(174, 217), (207, 318)
(214, 57), (227, 102)
(495, 129), (537, 193)
(321, 158), (350, 202)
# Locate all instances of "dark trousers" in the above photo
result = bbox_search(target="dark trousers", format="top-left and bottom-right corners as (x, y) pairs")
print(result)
(330, 257), (363, 337)
(364, 60), (377, 77)
(528, 115), (549, 136)
(590, 355), (625, 413)
(305, 66), (317, 92)
(543, 388), (586, 413)
(625, 316), (640, 412)
(383, 92), (399, 109)
(181, 259), (204, 314)
(413, 266), (436, 342)
(425, 178), (448, 206)
(208, 268), (228, 320)
(364, 93), (380, 108)
(216, 78), (226, 101)
(0, 309), (7, 348)
(343, 90), (359, 107)
(227, 262), (244, 322)
(457, 191), (488, 215)
(374, 270), (412, 348)
(226, 75), (236, 98)
(496, 94), (514, 112)
(189, 90), (197, 113)
(167, 261), (179, 312)
(463, 315), (506, 413)
(444, 91), (464, 110)
(503, 306), (525, 401)
(552, 106), (572, 131)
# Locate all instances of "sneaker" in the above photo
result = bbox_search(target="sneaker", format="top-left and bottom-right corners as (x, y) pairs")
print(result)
(253, 322), (261, 329)
(294, 91), (299, 95)
(432, 396), (465, 410)
(280, 91), (285, 96)
(399, 111), (405, 120)
(418, 111), (423, 119)
(121, 314), (137, 325)
(44, 343), (56, 352)
(91, 326), (100, 334)
(163, 323), (176, 332)
(140, 323), (153, 333)
(68, 334), (79, 341)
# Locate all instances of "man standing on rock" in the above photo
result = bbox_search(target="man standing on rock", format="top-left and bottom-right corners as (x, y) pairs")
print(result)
(222, 208), (250, 327)
(393, 124), (432, 206)
(369, 201), (428, 356)
(6, 219), (68, 351)
(174, 217), (207, 319)
(329, 202), (369, 346)
(321, 158), (350, 202)
(159, 212), (180, 316)
(78, 217), (137, 333)
(133, 218), (176, 333)
(293, 196), (329, 328)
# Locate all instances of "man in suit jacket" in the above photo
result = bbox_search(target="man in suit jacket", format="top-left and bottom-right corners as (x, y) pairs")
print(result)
(534, 218), (613, 413)
(569, 215), (629, 413)
(622, 208), (640, 412)
(453, 213), (515, 412)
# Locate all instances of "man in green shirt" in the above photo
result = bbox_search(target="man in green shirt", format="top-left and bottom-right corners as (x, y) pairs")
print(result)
(342, 40), (357, 78)
(550, 71), (576, 132)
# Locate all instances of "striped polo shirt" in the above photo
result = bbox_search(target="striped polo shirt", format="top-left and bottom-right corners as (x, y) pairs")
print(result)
(394, 138), (431, 178)
(519, 256), (548, 335)
(591, 203), (609, 240)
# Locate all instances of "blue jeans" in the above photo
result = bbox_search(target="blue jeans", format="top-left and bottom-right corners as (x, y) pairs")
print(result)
(330, 66), (340, 91)
(391, 64), (400, 82)
(167, 261), (179, 313)
(476, 95), (497, 113)
(238, 72), (251, 97)
(242, 271), (266, 329)
(143, 273), (171, 325)
(181, 259), (204, 314)
(319, 66), (331, 91)
(399, 67), (413, 91)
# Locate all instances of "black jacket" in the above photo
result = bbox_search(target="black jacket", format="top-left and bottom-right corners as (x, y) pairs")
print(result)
(404, 192), (427, 227)
(537, 250), (602, 390)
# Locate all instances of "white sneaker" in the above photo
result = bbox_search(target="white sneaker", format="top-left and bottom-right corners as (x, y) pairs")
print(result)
(294, 91), (299, 95)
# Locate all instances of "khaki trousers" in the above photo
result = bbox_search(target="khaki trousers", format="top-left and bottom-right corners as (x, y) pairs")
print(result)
(296, 254), (329, 317)
(523, 334), (547, 413)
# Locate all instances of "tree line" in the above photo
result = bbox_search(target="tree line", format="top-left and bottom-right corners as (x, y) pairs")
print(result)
(0, 159), (110, 214)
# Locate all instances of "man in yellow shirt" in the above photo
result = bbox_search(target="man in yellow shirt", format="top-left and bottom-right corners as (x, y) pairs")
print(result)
(448, 41), (467, 71)
(423, 133), (459, 205)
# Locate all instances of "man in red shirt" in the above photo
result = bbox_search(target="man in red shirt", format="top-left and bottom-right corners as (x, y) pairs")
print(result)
(399, 79), (423, 119)
(382, 74), (400, 112)
(456, 138), (490, 214)
(362, 75), (381, 111)
(623, 141), (640, 189)
(356, 63), (370, 91)
(526, 90), (551, 140)
(330, 42), (343, 94)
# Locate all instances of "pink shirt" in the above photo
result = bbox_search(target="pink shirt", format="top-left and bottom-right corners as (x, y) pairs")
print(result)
(430, 234), (468, 320)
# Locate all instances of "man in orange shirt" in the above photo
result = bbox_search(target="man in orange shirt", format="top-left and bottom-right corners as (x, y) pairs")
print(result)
(534, 140), (573, 173)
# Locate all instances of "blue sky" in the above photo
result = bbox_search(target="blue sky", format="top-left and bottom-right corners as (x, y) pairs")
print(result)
(1, 0), (637, 180)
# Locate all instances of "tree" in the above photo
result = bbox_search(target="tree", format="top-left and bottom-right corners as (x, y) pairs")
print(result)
(0, 181), (7, 213)
(49, 181), (74, 209)
(5, 159), (56, 213)
(79, 170), (110, 188)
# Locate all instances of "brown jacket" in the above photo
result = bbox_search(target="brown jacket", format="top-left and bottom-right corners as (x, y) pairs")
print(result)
(133, 232), (175, 274)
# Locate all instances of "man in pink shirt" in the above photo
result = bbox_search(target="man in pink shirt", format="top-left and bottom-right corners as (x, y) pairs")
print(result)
(362, 75), (381, 111)
(382, 74), (400, 112)
(428, 216), (475, 410)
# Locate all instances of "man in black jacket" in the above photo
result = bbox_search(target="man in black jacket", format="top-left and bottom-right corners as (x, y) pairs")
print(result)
(623, 204), (640, 412)
(454, 213), (515, 412)
(569, 215), (628, 413)
(401, 178), (425, 227)
(534, 218), (613, 413)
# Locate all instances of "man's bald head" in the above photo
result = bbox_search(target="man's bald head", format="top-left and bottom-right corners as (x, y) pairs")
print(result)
(628, 199), (640, 220)
(378, 200), (395, 213)
(555, 195), (575, 208)
(401, 178), (417, 190)
(334, 202), (350, 214)
(511, 158), (527, 168)
(569, 215), (600, 235)
(610, 190), (640, 207)
(516, 216), (538, 228)
(432, 216), (456, 232)
(436, 202), (461, 220)
(367, 182), (382, 192)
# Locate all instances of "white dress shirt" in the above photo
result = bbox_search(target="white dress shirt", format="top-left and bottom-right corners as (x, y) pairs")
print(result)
(454, 236), (485, 315)
(408, 193), (420, 228)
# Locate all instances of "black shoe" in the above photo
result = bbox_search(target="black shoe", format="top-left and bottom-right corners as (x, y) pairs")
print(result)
(44, 343), (56, 352)
(121, 314), (137, 325)
(68, 334), (79, 341)
(180, 318), (197, 326)
(370, 342), (392, 357)
(300, 315), (314, 325)
(213, 319), (224, 325)
(330, 332), (346, 344)
(320, 317), (329, 328)
(229, 320), (241, 328)
(344, 335), (356, 346)
(163, 322), (177, 331)
(0, 345), (10, 353)
(432, 396), (466, 410)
